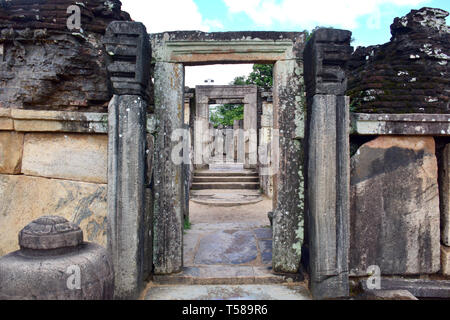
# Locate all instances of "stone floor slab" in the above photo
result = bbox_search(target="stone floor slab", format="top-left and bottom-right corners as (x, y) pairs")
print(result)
(254, 228), (272, 240)
(259, 240), (273, 265)
(144, 284), (312, 300)
(194, 230), (258, 265)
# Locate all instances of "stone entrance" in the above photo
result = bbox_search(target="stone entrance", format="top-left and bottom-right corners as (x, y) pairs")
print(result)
(104, 24), (352, 300)
(194, 85), (258, 169)
(150, 31), (306, 282)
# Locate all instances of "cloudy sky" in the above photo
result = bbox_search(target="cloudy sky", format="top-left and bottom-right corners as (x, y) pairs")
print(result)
(121, 0), (449, 87)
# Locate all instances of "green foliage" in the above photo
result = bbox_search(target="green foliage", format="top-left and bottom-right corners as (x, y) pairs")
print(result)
(232, 76), (247, 85)
(210, 103), (244, 127)
(209, 64), (275, 128)
(245, 64), (273, 87)
(230, 64), (274, 88)
(184, 217), (191, 231)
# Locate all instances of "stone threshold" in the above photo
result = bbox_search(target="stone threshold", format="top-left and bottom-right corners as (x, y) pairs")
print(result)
(351, 113), (450, 136)
(152, 265), (294, 285)
(0, 108), (155, 134)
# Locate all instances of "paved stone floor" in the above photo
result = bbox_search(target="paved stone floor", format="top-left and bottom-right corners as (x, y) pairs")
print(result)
(143, 196), (311, 300)
(144, 284), (311, 300)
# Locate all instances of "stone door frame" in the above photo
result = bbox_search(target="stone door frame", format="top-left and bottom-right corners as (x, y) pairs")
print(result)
(194, 85), (258, 169)
(105, 26), (352, 299)
(150, 31), (306, 279)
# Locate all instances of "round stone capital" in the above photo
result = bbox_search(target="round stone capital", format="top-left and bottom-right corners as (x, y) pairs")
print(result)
(19, 216), (83, 250)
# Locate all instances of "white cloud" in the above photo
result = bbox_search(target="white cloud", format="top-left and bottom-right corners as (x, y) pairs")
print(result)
(121, 2), (248, 88)
(223, 0), (429, 30)
(121, 0), (212, 33)
(204, 19), (225, 30)
(185, 64), (254, 88)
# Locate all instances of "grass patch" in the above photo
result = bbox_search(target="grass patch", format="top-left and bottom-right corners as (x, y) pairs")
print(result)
(184, 217), (192, 231)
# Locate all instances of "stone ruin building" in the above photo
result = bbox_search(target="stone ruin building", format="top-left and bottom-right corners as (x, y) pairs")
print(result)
(0, 0), (449, 300)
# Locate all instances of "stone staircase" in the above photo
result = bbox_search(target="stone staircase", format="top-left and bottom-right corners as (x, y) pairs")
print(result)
(191, 169), (260, 190)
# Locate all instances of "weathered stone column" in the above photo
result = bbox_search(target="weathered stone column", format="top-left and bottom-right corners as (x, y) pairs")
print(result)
(153, 61), (185, 274)
(304, 28), (352, 299)
(244, 90), (258, 169)
(194, 94), (210, 169)
(272, 58), (306, 273)
(108, 95), (147, 299)
(104, 21), (151, 299)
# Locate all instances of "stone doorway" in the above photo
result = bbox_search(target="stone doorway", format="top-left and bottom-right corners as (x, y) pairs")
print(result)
(150, 31), (305, 281)
(105, 24), (352, 299)
(193, 85), (258, 170)
(174, 67), (275, 284)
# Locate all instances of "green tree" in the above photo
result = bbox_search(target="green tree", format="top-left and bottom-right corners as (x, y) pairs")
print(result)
(210, 64), (274, 127)
(245, 64), (273, 87)
(210, 104), (244, 127)
(230, 64), (274, 87)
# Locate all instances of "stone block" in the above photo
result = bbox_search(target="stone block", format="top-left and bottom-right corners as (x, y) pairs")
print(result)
(21, 133), (107, 184)
(442, 245), (450, 276)
(360, 278), (450, 299)
(194, 230), (258, 265)
(357, 290), (418, 300)
(0, 174), (107, 257)
(304, 28), (353, 97)
(0, 108), (13, 130)
(350, 136), (441, 275)
(441, 144), (450, 246)
(11, 109), (109, 134)
(351, 113), (450, 136)
(0, 131), (24, 174)
(104, 22), (151, 99)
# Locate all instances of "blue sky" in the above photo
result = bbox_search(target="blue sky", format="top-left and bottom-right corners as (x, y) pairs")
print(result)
(122, 0), (449, 86)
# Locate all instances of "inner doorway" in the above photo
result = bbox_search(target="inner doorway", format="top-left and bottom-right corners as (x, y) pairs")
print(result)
(182, 64), (276, 282)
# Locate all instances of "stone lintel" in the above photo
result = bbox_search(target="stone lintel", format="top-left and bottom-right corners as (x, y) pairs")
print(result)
(196, 85), (258, 99)
(351, 113), (450, 136)
(210, 99), (244, 105)
(151, 31), (306, 65)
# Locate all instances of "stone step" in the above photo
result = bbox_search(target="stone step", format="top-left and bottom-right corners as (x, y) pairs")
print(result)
(193, 176), (259, 183)
(194, 170), (258, 177)
(209, 163), (244, 171)
(152, 266), (291, 285)
(191, 182), (260, 190)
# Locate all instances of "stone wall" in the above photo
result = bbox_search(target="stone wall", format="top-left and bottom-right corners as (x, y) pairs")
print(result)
(0, 0), (130, 111)
(439, 142), (450, 276)
(348, 7), (450, 280)
(350, 137), (441, 275)
(347, 7), (449, 113)
(0, 109), (109, 256)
